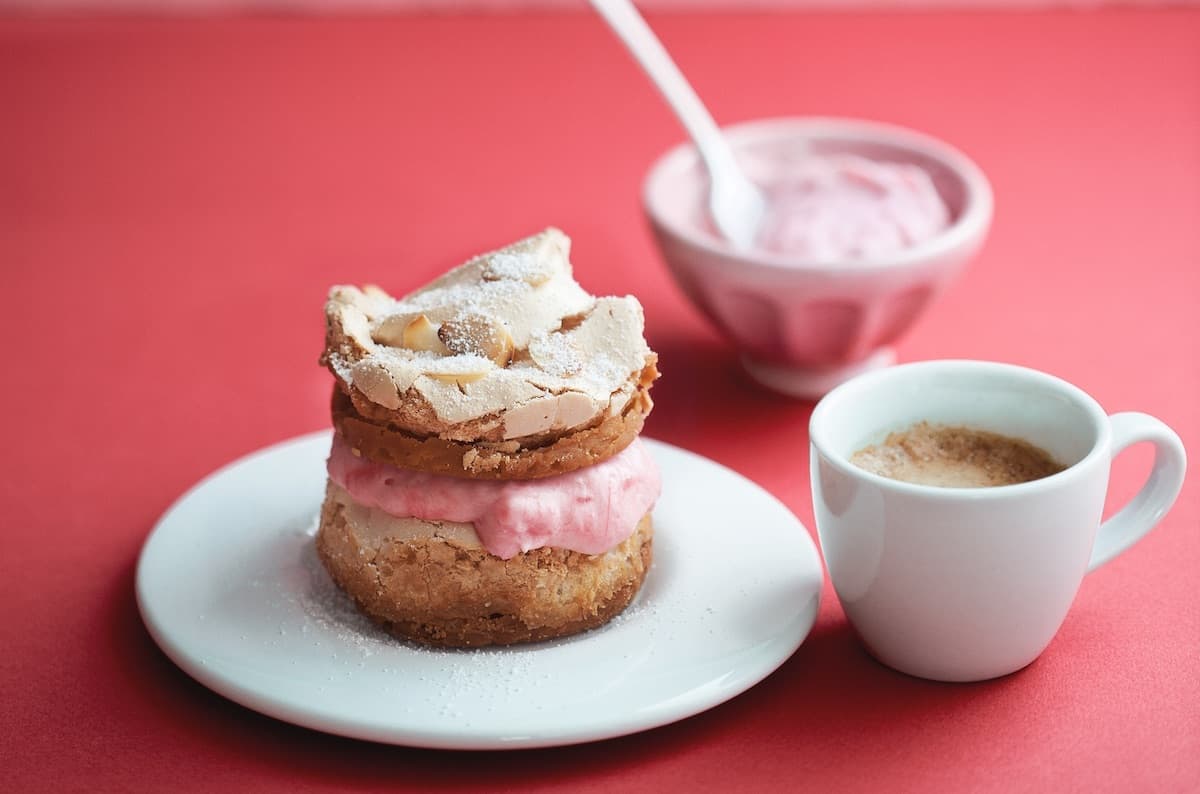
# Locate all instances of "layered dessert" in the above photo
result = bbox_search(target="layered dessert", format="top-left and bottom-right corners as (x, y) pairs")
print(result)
(317, 228), (661, 647)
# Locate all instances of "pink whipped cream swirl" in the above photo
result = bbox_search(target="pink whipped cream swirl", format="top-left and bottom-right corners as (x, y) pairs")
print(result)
(326, 435), (661, 560)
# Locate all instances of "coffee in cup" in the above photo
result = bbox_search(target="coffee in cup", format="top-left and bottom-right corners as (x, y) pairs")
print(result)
(849, 421), (1064, 488)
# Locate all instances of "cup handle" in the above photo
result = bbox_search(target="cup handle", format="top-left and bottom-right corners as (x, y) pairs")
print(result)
(1088, 412), (1188, 572)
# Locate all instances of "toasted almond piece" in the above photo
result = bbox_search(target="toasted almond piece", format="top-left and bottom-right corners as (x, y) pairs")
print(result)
(557, 311), (589, 333)
(401, 314), (449, 353)
(372, 313), (450, 354)
(438, 314), (514, 366)
(426, 370), (488, 386)
(334, 303), (374, 352)
(371, 315), (408, 347)
(492, 330), (515, 365)
(421, 353), (494, 386)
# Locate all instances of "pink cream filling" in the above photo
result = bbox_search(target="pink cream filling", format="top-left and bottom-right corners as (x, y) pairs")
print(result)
(754, 154), (950, 261)
(327, 435), (661, 560)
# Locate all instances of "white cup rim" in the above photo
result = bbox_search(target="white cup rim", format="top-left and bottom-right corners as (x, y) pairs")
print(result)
(809, 359), (1112, 498)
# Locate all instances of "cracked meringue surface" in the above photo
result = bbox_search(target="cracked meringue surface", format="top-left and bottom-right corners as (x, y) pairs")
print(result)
(322, 227), (657, 442)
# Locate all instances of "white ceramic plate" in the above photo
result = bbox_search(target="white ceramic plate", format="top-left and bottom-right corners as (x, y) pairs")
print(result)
(137, 432), (822, 749)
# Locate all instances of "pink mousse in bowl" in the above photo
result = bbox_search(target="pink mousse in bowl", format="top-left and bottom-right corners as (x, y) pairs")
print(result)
(643, 117), (993, 399)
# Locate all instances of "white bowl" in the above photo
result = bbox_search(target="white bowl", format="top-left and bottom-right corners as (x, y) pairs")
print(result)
(643, 117), (993, 399)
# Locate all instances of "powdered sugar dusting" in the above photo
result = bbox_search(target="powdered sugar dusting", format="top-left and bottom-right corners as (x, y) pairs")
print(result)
(482, 251), (549, 283)
(393, 277), (530, 317)
(421, 353), (494, 376)
(292, 522), (394, 657)
(323, 229), (653, 431)
(528, 332), (583, 377)
(271, 516), (664, 706)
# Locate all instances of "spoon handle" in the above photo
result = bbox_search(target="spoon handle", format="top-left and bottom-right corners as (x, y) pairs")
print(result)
(588, 0), (738, 177)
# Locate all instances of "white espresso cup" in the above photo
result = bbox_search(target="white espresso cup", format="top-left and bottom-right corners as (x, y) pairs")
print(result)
(809, 360), (1187, 682)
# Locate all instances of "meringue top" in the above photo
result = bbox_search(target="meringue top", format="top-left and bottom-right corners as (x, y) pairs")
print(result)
(323, 228), (656, 441)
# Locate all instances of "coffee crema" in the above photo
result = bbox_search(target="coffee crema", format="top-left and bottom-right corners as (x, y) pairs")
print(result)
(850, 421), (1064, 488)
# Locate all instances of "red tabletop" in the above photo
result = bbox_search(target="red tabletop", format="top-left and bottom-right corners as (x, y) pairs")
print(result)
(4, 9), (1198, 792)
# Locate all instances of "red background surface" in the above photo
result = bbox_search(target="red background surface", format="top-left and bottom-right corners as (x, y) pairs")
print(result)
(3, 9), (1198, 792)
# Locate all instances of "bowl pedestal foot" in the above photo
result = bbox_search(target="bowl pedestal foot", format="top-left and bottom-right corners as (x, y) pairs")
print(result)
(741, 347), (896, 400)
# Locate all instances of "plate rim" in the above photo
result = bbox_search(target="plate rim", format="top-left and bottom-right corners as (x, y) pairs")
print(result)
(136, 431), (823, 749)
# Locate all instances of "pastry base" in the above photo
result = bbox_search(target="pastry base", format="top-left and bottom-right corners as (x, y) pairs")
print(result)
(315, 487), (654, 648)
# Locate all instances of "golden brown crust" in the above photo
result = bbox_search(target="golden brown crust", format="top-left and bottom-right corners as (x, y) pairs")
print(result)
(331, 368), (656, 480)
(315, 489), (653, 648)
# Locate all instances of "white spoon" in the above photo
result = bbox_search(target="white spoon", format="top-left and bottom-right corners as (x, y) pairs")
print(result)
(590, 0), (767, 250)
